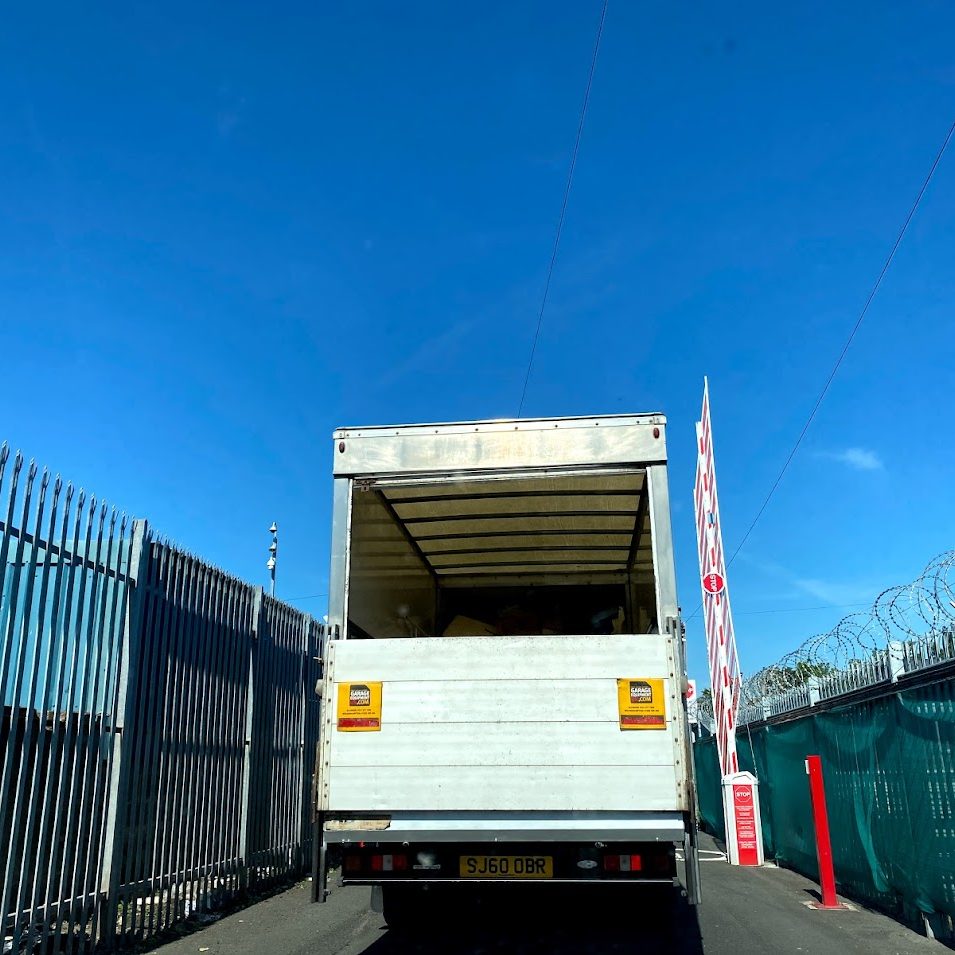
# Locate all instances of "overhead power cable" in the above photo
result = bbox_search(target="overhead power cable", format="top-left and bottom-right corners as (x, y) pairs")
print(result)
(724, 116), (955, 568)
(517, 0), (609, 417)
(688, 115), (955, 621)
(735, 602), (869, 617)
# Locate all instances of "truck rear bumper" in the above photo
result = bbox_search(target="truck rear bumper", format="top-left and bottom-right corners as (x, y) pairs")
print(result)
(324, 810), (687, 844)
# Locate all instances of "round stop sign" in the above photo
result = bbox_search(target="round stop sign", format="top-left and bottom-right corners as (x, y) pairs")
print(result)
(702, 572), (725, 595)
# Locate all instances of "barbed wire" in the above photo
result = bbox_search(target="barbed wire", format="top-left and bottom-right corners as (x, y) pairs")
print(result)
(698, 549), (955, 723)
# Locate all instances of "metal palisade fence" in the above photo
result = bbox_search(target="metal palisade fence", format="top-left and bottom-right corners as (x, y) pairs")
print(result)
(0, 445), (322, 953)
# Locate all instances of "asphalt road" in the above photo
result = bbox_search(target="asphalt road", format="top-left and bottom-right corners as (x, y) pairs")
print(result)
(146, 837), (939, 955)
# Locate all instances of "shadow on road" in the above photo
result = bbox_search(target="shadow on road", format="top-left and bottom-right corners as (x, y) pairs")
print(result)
(354, 885), (704, 955)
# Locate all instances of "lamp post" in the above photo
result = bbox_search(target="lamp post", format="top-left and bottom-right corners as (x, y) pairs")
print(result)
(267, 522), (277, 598)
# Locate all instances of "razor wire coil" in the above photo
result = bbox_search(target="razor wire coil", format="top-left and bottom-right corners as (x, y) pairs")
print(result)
(697, 550), (955, 726)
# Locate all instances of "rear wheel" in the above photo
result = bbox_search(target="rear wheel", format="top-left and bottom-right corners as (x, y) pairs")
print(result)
(381, 884), (422, 932)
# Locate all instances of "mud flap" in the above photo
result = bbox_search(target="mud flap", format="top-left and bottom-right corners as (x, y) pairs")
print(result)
(684, 824), (702, 906)
(311, 813), (328, 902)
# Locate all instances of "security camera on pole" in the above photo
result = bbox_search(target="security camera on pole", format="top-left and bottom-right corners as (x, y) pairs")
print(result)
(694, 379), (763, 866)
(267, 522), (277, 598)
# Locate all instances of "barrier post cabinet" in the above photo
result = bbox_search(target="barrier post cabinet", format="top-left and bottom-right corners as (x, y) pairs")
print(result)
(721, 771), (764, 866)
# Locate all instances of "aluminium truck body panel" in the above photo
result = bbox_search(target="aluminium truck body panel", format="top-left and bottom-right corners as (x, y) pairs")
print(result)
(322, 634), (685, 813)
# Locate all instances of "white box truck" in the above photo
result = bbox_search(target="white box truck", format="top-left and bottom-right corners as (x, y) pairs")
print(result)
(312, 413), (701, 925)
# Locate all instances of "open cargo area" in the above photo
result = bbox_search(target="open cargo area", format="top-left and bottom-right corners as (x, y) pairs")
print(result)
(346, 470), (660, 640)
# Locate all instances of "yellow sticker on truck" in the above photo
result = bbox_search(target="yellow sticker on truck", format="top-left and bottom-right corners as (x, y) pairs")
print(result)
(617, 678), (666, 730)
(337, 682), (382, 731)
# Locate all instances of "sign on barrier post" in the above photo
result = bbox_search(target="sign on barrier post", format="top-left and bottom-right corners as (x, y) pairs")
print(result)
(686, 678), (698, 726)
(721, 771), (764, 866)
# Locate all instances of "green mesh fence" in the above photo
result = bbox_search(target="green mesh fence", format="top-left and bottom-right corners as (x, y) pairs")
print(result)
(693, 734), (724, 841)
(693, 678), (955, 924)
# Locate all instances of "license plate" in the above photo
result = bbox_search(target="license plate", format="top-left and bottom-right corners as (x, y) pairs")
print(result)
(459, 855), (553, 879)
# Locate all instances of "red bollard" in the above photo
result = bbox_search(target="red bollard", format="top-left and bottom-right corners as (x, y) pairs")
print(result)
(805, 755), (841, 909)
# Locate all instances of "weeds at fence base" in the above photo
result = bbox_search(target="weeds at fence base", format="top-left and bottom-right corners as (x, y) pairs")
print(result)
(116, 869), (306, 953)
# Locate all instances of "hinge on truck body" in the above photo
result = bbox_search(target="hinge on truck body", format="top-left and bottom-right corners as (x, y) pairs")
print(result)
(354, 478), (375, 492)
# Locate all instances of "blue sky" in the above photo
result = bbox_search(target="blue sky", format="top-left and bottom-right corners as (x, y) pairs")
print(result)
(2, 1), (954, 681)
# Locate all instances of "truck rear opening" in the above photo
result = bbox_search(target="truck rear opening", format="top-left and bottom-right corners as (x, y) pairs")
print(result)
(346, 469), (658, 641)
(313, 415), (700, 921)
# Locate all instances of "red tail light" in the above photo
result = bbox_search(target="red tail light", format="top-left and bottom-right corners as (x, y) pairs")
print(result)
(603, 854), (642, 872)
